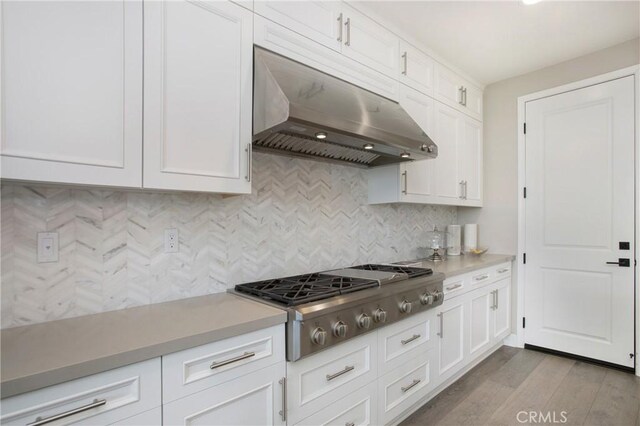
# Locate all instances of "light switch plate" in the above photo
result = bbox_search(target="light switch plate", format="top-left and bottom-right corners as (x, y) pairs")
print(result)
(37, 232), (59, 263)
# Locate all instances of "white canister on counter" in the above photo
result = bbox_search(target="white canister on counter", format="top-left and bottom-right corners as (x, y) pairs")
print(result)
(447, 225), (461, 256)
(463, 224), (478, 252)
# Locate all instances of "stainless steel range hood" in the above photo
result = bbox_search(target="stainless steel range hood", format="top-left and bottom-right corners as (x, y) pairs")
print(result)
(253, 47), (438, 167)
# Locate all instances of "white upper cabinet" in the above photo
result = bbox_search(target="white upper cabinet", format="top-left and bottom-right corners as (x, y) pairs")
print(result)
(458, 115), (483, 206)
(0, 1), (143, 187)
(143, 0), (252, 193)
(254, 1), (343, 52)
(433, 102), (461, 202)
(399, 41), (435, 96)
(434, 63), (483, 121)
(341, 3), (400, 78)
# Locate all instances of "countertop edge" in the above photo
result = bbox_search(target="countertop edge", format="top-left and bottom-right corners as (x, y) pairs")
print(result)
(1, 311), (287, 399)
(439, 254), (516, 278)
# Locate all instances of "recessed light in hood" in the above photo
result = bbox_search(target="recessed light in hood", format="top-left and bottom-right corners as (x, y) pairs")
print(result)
(252, 47), (438, 168)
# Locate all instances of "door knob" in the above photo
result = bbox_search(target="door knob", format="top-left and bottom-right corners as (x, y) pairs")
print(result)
(606, 258), (630, 267)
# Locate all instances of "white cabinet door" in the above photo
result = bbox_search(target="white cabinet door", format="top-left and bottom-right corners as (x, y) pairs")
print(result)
(0, 1), (143, 188)
(254, 1), (343, 52)
(464, 84), (483, 121)
(162, 362), (286, 426)
(341, 4), (399, 78)
(436, 298), (466, 383)
(492, 278), (511, 342)
(399, 41), (434, 96)
(458, 115), (483, 206)
(433, 102), (461, 202)
(143, 0), (252, 194)
(294, 383), (377, 426)
(468, 288), (492, 360)
(434, 63), (483, 121)
(399, 85), (436, 201)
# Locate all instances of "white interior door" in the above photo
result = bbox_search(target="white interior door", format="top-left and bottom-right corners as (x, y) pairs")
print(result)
(524, 75), (635, 368)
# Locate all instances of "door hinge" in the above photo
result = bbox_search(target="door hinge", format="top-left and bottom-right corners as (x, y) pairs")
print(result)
(523, 317), (526, 328)
(523, 187), (527, 198)
(523, 253), (526, 264)
(523, 123), (526, 134)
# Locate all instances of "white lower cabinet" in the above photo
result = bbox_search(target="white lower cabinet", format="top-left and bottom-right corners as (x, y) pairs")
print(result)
(162, 362), (286, 426)
(377, 349), (434, 425)
(294, 383), (378, 426)
(435, 298), (467, 383)
(491, 277), (511, 341)
(468, 287), (493, 360)
(114, 407), (163, 425)
(0, 359), (161, 426)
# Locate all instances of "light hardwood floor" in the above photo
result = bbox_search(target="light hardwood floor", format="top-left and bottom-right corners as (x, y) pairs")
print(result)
(401, 347), (640, 426)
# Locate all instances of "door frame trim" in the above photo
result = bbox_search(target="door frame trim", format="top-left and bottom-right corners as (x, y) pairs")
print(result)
(515, 64), (640, 376)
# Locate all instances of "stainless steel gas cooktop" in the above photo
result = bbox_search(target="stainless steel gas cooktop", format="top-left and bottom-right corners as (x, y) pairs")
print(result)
(234, 264), (445, 361)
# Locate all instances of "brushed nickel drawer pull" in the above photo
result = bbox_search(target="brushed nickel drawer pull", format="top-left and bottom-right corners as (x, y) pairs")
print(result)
(402, 51), (408, 75)
(345, 17), (351, 46)
(210, 351), (255, 369)
(326, 365), (355, 381)
(337, 13), (343, 42)
(497, 268), (509, 274)
(401, 334), (421, 345)
(446, 283), (462, 291)
(474, 274), (489, 281)
(402, 171), (408, 194)
(401, 379), (421, 393)
(437, 312), (444, 338)
(346, 423), (355, 426)
(245, 143), (252, 182)
(27, 399), (107, 426)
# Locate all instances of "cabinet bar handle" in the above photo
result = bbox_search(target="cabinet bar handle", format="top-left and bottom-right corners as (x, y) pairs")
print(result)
(474, 274), (489, 281)
(337, 13), (343, 42)
(402, 51), (408, 75)
(458, 87), (464, 105)
(497, 268), (509, 274)
(245, 143), (252, 182)
(401, 379), (421, 393)
(401, 334), (421, 345)
(345, 17), (351, 46)
(446, 283), (462, 291)
(326, 365), (355, 381)
(491, 290), (496, 310)
(437, 312), (444, 338)
(463, 181), (468, 199)
(459, 180), (464, 199)
(346, 423), (355, 426)
(402, 170), (408, 194)
(463, 87), (468, 106)
(279, 377), (287, 422)
(495, 290), (499, 310)
(27, 399), (107, 426)
(210, 351), (255, 369)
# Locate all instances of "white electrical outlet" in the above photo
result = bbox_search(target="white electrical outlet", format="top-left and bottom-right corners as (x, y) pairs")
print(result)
(164, 228), (179, 253)
(37, 232), (59, 263)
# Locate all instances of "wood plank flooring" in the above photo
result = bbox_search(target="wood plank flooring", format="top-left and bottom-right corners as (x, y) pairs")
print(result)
(401, 347), (640, 426)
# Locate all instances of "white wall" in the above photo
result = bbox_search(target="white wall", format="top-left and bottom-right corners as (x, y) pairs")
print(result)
(457, 37), (640, 329)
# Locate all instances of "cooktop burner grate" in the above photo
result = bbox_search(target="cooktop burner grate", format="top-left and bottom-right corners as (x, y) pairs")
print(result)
(349, 264), (433, 278)
(235, 273), (379, 306)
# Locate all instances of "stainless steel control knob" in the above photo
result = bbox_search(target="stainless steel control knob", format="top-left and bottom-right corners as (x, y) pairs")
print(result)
(373, 308), (387, 323)
(400, 300), (412, 314)
(311, 327), (327, 345)
(420, 292), (434, 305)
(357, 313), (372, 329)
(433, 290), (444, 302)
(332, 321), (348, 338)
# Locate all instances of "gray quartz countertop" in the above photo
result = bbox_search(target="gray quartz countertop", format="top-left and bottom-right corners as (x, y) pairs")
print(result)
(413, 253), (515, 278)
(1, 293), (286, 398)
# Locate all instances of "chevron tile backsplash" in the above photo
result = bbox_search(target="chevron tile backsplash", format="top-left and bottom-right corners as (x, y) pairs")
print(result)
(0, 153), (456, 328)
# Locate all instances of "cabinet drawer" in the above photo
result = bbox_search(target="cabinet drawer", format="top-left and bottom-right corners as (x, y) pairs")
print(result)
(377, 350), (433, 425)
(443, 275), (466, 297)
(294, 383), (377, 426)
(378, 310), (433, 374)
(469, 269), (493, 287)
(162, 324), (285, 403)
(163, 362), (285, 426)
(287, 332), (377, 424)
(494, 262), (511, 278)
(1, 358), (161, 426)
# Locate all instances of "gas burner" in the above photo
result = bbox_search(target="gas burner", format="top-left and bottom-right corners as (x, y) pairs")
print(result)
(234, 273), (378, 306)
(349, 264), (433, 279)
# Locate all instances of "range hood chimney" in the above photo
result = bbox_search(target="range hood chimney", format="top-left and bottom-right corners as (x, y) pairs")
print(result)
(253, 47), (438, 167)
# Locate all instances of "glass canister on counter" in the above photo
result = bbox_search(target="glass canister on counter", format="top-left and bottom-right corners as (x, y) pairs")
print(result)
(425, 226), (451, 262)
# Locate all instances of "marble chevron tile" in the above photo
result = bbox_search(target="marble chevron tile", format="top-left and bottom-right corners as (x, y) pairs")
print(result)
(1, 153), (456, 328)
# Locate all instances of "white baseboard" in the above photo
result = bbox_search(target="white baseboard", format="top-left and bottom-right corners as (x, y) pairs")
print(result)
(503, 333), (522, 348)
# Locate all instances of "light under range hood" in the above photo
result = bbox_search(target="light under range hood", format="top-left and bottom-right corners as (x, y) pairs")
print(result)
(253, 47), (438, 168)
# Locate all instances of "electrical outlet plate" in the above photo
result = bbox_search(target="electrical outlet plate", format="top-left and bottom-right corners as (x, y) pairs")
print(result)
(37, 232), (59, 263)
(164, 228), (179, 253)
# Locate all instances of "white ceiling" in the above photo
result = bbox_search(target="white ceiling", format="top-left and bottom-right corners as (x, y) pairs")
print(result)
(357, 1), (640, 85)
